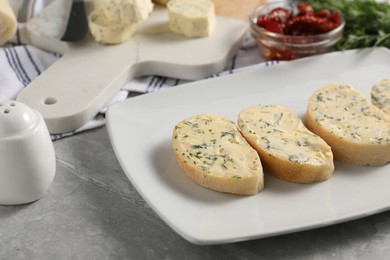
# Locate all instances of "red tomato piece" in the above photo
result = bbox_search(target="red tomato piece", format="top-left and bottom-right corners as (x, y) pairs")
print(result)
(256, 7), (292, 33)
(256, 2), (341, 36)
(314, 9), (331, 18)
(296, 2), (313, 16)
(285, 16), (328, 35)
(267, 7), (292, 24)
(263, 19), (284, 34)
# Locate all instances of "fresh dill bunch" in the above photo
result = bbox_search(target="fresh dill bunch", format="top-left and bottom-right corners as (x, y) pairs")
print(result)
(303, 0), (390, 50)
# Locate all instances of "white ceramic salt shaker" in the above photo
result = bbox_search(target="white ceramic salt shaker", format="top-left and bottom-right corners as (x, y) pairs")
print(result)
(0, 101), (56, 205)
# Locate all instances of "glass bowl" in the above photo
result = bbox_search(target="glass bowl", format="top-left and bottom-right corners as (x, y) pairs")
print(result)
(249, 0), (345, 61)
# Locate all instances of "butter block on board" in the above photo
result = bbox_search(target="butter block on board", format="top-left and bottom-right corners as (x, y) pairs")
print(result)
(100, 0), (154, 24)
(0, 0), (17, 45)
(89, 0), (153, 44)
(167, 0), (216, 37)
(88, 8), (138, 44)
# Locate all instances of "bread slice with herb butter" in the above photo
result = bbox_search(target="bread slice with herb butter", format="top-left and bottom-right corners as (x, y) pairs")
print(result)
(305, 83), (390, 166)
(371, 78), (390, 115)
(172, 114), (264, 195)
(238, 105), (334, 184)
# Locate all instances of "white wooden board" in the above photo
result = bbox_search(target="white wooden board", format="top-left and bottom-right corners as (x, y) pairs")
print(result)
(17, 6), (248, 133)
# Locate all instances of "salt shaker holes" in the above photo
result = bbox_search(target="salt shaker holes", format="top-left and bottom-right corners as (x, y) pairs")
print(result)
(1, 102), (16, 114)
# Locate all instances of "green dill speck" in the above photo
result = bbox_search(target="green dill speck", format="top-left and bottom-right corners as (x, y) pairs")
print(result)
(191, 143), (207, 149)
(221, 131), (235, 138)
(261, 136), (271, 150)
(274, 113), (284, 125)
(288, 154), (300, 163)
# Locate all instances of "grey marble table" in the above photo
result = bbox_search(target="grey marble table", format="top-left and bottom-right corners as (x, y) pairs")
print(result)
(1, 124), (390, 260)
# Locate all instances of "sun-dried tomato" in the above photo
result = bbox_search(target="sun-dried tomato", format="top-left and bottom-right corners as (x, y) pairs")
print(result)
(285, 16), (329, 35)
(314, 9), (331, 18)
(262, 19), (284, 34)
(256, 7), (291, 33)
(256, 2), (341, 36)
(257, 9), (289, 25)
(296, 2), (313, 16)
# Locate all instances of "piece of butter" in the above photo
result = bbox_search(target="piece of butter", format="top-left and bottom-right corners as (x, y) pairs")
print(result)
(0, 0), (17, 45)
(167, 0), (216, 37)
(101, 0), (153, 24)
(89, 0), (153, 44)
(88, 8), (138, 44)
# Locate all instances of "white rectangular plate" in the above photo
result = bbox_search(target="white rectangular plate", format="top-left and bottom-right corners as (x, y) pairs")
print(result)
(107, 47), (390, 245)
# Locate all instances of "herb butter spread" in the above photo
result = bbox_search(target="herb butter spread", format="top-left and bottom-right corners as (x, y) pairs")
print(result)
(238, 105), (333, 183)
(89, 0), (153, 44)
(0, 0), (17, 45)
(306, 83), (390, 166)
(371, 78), (390, 115)
(88, 8), (138, 44)
(167, 0), (216, 37)
(172, 114), (264, 195)
(99, 0), (153, 24)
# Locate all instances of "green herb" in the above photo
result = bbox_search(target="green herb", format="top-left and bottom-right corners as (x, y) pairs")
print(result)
(191, 143), (207, 149)
(220, 131), (235, 138)
(274, 113), (284, 125)
(297, 140), (310, 147)
(261, 136), (271, 150)
(288, 154), (300, 163)
(305, 0), (390, 50)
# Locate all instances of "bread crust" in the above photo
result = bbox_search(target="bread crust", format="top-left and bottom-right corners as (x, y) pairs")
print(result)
(305, 83), (390, 166)
(172, 114), (264, 196)
(238, 105), (334, 184)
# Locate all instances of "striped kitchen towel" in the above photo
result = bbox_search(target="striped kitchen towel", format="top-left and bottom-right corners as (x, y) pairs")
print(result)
(1, 0), (273, 140)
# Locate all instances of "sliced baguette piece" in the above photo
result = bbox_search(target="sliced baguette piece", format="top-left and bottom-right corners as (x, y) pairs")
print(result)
(172, 114), (264, 195)
(305, 83), (390, 166)
(371, 78), (390, 115)
(238, 105), (334, 184)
